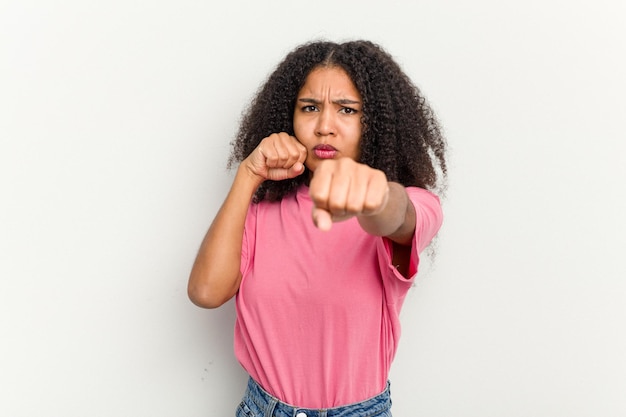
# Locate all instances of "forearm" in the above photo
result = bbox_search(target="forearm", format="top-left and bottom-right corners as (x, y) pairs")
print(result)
(357, 182), (416, 245)
(188, 165), (263, 308)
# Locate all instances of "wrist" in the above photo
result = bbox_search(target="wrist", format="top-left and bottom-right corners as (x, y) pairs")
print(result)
(237, 162), (265, 190)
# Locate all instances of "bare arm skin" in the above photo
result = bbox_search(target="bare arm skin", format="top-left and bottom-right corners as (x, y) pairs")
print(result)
(187, 133), (306, 308)
(357, 182), (416, 246)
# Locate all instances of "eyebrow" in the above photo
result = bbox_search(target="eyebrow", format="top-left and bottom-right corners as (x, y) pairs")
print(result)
(298, 98), (361, 105)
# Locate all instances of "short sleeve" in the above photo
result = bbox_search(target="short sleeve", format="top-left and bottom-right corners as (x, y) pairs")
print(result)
(409, 187), (443, 254)
(377, 187), (443, 283)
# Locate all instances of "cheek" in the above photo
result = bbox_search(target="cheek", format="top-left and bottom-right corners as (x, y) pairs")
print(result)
(351, 126), (363, 144)
(292, 116), (306, 137)
(351, 127), (363, 158)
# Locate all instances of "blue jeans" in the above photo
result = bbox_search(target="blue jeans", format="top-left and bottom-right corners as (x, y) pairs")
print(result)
(236, 377), (393, 417)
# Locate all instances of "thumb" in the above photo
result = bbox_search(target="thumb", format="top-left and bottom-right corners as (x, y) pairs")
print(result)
(288, 162), (305, 177)
(312, 207), (333, 231)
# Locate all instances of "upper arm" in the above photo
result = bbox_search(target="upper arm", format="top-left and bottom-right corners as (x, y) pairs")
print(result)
(383, 187), (443, 279)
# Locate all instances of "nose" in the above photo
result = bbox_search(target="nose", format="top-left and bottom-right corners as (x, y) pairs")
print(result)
(315, 108), (336, 137)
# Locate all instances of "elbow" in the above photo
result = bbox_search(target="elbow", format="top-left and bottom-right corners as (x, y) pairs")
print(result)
(187, 262), (241, 308)
(187, 285), (232, 309)
(187, 273), (238, 309)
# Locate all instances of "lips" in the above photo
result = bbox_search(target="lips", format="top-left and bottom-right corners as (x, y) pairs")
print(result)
(313, 144), (338, 159)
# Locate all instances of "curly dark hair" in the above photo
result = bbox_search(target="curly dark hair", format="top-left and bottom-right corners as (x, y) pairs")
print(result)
(228, 40), (447, 202)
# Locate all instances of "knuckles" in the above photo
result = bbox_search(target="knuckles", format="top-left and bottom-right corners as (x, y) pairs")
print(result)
(310, 159), (388, 216)
(258, 133), (306, 168)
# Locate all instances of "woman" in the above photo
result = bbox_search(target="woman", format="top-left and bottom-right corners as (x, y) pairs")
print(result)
(188, 40), (447, 417)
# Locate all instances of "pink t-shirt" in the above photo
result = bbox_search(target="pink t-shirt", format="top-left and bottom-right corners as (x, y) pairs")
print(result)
(234, 185), (442, 408)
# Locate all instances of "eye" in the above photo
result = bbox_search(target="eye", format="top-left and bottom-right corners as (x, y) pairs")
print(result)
(339, 107), (358, 115)
(301, 105), (318, 112)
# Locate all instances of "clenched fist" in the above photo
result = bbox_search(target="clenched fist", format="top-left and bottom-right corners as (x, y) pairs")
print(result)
(309, 158), (390, 231)
(244, 133), (308, 181)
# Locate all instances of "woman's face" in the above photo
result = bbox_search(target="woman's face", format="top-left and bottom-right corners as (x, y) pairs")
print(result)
(293, 66), (363, 172)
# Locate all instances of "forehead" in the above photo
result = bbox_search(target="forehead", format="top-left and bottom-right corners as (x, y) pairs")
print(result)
(298, 66), (360, 98)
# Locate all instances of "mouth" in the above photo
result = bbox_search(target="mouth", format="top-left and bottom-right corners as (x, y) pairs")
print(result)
(313, 144), (338, 159)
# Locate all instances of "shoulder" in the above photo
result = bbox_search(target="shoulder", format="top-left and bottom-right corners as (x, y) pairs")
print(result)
(406, 187), (442, 219)
(405, 186), (443, 249)
(405, 186), (440, 205)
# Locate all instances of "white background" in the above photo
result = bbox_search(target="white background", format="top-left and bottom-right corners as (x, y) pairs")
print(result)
(1, 0), (625, 416)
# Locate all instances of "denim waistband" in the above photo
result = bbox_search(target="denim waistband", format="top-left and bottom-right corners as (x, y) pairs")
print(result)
(238, 377), (392, 417)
